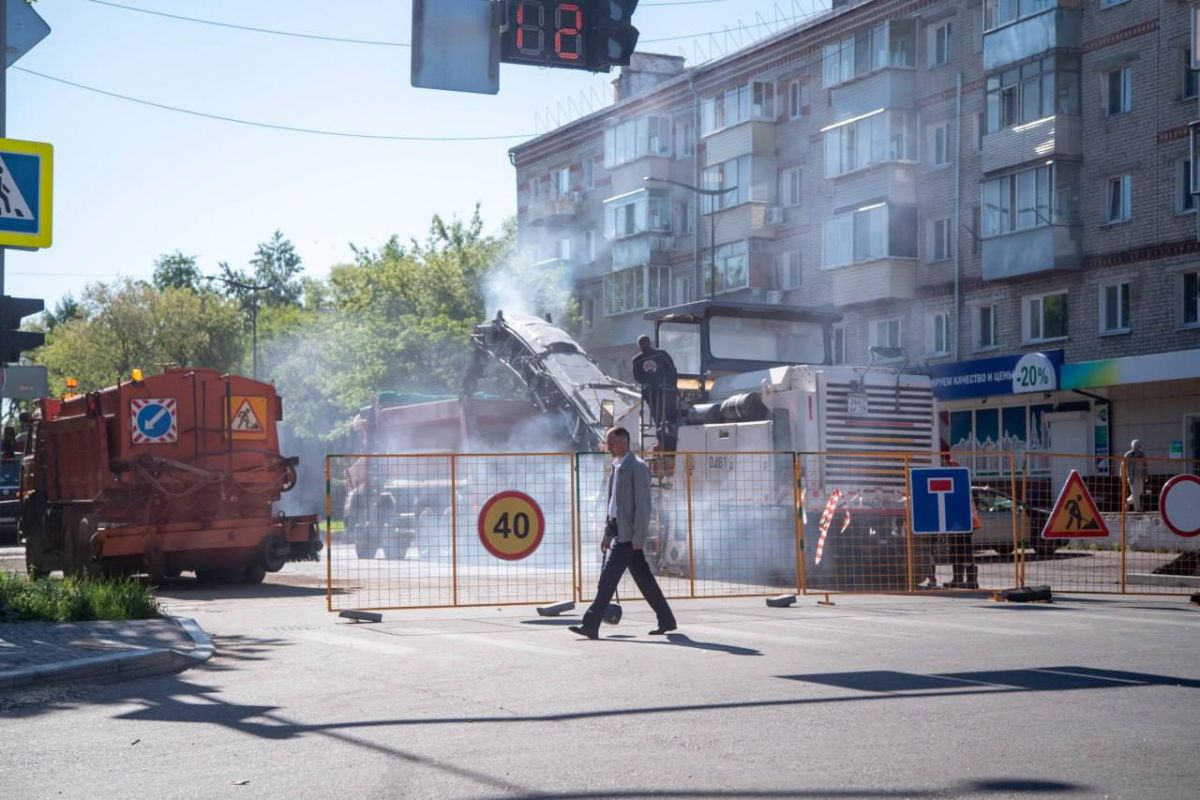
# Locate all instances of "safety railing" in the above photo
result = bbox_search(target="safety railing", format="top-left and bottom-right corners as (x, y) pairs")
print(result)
(325, 451), (1199, 611)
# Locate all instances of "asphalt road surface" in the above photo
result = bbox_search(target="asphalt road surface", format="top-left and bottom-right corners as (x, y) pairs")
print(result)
(2, 549), (1198, 800)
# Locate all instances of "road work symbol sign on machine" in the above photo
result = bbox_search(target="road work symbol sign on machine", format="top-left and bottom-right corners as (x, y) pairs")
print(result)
(477, 491), (545, 561)
(227, 396), (269, 440)
(130, 398), (178, 444)
(909, 467), (973, 534)
(1042, 470), (1109, 539)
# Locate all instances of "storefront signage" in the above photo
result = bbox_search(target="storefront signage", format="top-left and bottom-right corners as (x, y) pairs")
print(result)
(930, 350), (1064, 401)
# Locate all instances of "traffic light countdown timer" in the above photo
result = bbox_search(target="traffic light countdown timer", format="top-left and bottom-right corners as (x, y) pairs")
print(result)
(500, 0), (640, 73)
(0, 296), (45, 364)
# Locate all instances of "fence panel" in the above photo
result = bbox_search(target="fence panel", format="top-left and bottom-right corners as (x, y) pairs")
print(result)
(1119, 455), (1198, 595)
(326, 453), (575, 611)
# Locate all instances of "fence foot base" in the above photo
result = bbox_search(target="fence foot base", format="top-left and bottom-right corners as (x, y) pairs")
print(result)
(816, 593), (836, 606)
(339, 610), (383, 623)
(766, 594), (797, 608)
(537, 601), (576, 617)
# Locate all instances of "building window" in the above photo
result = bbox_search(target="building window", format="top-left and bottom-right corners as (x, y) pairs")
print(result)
(1106, 175), (1131, 224)
(970, 206), (981, 255)
(700, 81), (776, 135)
(985, 0), (1059, 32)
(676, 121), (695, 158)
(982, 163), (1055, 237)
(677, 201), (694, 235)
(1023, 291), (1068, 343)
(778, 251), (802, 289)
(582, 299), (594, 329)
(985, 55), (1079, 134)
(702, 240), (752, 295)
(1106, 66), (1132, 115)
(605, 189), (672, 239)
(1099, 282), (1130, 334)
(701, 155), (767, 212)
(556, 237), (572, 260)
(824, 203), (918, 268)
(831, 325), (847, 365)
(823, 110), (918, 177)
(584, 159), (595, 190)
(603, 116), (672, 168)
(929, 21), (951, 67)
(1183, 272), (1200, 328)
(929, 217), (952, 262)
(976, 304), (998, 351)
(822, 19), (916, 88)
(928, 312), (950, 357)
(870, 317), (903, 350)
(1178, 161), (1197, 214)
(1099, 0), (1129, 8)
(782, 167), (803, 207)
(673, 274), (691, 305)
(586, 231), (597, 262)
(788, 79), (806, 119)
(1185, 49), (1200, 100)
(931, 122), (951, 167)
(554, 166), (572, 197)
(603, 266), (670, 316)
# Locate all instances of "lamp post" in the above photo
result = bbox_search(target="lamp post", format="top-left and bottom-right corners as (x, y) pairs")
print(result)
(643, 176), (736, 302)
(204, 275), (272, 379)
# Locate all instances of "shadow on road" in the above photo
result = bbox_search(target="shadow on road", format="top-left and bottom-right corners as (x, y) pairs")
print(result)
(154, 579), (334, 600)
(780, 665), (1200, 694)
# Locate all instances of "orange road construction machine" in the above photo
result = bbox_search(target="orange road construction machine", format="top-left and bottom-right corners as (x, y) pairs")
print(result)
(19, 367), (321, 582)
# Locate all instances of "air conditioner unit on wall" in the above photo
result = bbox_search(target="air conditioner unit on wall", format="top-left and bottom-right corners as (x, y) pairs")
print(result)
(765, 206), (784, 225)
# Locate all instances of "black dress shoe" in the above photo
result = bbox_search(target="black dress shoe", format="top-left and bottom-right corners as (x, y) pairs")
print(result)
(568, 625), (598, 640)
(648, 624), (677, 635)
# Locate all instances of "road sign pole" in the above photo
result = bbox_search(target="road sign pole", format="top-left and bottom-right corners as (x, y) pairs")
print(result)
(1, 0), (8, 298)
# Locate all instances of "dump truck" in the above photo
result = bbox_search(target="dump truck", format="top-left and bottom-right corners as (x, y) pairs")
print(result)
(19, 367), (322, 581)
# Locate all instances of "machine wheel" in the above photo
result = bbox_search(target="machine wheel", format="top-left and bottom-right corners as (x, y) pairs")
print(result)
(64, 511), (103, 578)
(243, 564), (267, 584)
(992, 543), (1015, 556)
(355, 540), (377, 560)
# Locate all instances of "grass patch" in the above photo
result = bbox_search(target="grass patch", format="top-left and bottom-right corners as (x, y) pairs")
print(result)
(0, 572), (163, 623)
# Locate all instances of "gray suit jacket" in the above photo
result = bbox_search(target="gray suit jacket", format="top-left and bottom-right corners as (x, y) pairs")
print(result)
(609, 453), (653, 547)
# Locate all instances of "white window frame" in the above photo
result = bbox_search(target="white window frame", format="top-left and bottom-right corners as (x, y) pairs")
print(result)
(586, 231), (597, 262)
(778, 251), (802, 290)
(782, 167), (803, 207)
(788, 79), (806, 120)
(584, 159), (596, 190)
(555, 166), (572, 197)
(1023, 291), (1069, 344)
(556, 237), (572, 261)
(1099, 0), (1129, 8)
(869, 317), (904, 350)
(927, 311), (950, 357)
(1178, 159), (1197, 214)
(677, 121), (695, 158)
(582, 298), (595, 330)
(931, 122), (951, 167)
(1182, 271), (1200, 329)
(929, 21), (951, 68)
(1098, 281), (1131, 335)
(1185, 48), (1200, 100)
(831, 324), (847, 365)
(673, 274), (691, 306)
(929, 216), (952, 262)
(677, 200), (694, 236)
(1106, 66), (1132, 115)
(1106, 174), (1132, 224)
(603, 266), (671, 316)
(975, 303), (999, 352)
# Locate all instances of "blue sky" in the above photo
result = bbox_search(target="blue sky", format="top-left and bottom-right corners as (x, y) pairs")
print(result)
(5, 0), (827, 308)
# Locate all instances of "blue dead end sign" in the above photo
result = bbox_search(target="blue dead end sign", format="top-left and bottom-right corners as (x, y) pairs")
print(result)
(909, 467), (973, 534)
(0, 138), (53, 249)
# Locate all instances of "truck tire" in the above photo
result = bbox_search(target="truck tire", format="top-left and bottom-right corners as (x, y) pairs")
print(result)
(243, 564), (267, 584)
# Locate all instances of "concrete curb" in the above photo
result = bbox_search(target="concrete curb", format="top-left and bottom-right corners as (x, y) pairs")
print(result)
(0, 616), (214, 693)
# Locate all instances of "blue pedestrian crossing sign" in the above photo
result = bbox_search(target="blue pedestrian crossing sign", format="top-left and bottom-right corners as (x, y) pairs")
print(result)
(0, 138), (53, 249)
(909, 467), (973, 534)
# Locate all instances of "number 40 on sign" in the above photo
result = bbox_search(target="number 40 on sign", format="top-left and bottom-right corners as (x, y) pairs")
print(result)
(477, 491), (545, 561)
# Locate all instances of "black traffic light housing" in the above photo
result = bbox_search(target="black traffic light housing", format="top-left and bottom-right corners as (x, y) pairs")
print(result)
(593, 0), (640, 71)
(1, 295), (45, 364)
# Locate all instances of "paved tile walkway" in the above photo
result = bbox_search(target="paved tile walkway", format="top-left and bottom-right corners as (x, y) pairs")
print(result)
(0, 620), (190, 672)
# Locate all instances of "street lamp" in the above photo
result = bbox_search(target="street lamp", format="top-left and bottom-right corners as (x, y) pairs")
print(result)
(643, 176), (736, 302)
(204, 275), (272, 379)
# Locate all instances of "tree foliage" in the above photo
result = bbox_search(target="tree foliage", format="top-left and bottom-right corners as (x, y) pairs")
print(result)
(219, 230), (305, 309)
(152, 251), (202, 292)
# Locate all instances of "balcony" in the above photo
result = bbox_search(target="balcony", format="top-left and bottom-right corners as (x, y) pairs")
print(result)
(982, 114), (1081, 174)
(525, 194), (580, 227)
(705, 121), (776, 166)
(609, 155), (672, 197)
(830, 69), (917, 118)
(829, 259), (917, 307)
(983, 6), (1081, 71)
(611, 235), (675, 270)
(705, 203), (780, 246)
(982, 225), (1081, 280)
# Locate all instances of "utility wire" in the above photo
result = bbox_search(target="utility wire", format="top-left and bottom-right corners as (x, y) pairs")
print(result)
(13, 67), (533, 141)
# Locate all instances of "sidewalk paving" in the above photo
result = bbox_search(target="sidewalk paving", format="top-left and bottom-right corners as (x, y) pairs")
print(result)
(0, 617), (213, 691)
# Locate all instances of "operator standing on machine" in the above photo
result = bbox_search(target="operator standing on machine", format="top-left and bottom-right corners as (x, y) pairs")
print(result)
(632, 335), (679, 453)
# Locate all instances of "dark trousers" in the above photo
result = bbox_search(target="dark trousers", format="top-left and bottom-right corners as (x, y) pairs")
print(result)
(581, 540), (675, 633)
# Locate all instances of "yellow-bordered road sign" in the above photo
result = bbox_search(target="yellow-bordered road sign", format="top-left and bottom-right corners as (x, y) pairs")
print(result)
(1042, 470), (1109, 539)
(0, 138), (53, 248)
(477, 491), (545, 561)
(226, 395), (270, 440)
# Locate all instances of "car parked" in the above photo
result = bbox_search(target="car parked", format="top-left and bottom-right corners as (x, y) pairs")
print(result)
(972, 484), (1058, 557)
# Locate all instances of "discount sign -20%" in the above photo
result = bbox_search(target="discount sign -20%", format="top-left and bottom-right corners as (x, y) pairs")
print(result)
(477, 491), (546, 561)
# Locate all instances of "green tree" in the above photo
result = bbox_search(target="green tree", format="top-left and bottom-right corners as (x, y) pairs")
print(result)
(151, 251), (202, 292)
(220, 230), (305, 309)
(43, 294), (81, 331)
(34, 280), (244, 393)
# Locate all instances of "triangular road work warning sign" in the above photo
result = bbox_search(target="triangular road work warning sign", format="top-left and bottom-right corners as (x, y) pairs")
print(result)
(1042, 470), (1109, 539)
(231, 398), (263, 432)
(0, 156), (34, 220)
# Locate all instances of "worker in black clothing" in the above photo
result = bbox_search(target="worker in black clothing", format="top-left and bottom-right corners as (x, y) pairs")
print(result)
(632, 335), (679, 452)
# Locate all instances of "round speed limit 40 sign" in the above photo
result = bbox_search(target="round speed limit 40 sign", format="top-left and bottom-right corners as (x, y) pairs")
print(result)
(477, 491), (545, 561)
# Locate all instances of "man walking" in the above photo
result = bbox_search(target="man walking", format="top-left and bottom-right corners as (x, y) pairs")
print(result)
(570, 427), (677, 639)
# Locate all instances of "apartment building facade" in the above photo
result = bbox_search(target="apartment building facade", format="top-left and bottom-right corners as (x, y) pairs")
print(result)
(509, 0), (1200, 472)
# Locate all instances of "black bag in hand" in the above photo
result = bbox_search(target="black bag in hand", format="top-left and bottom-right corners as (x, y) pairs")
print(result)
(600, 549), (622, 625)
